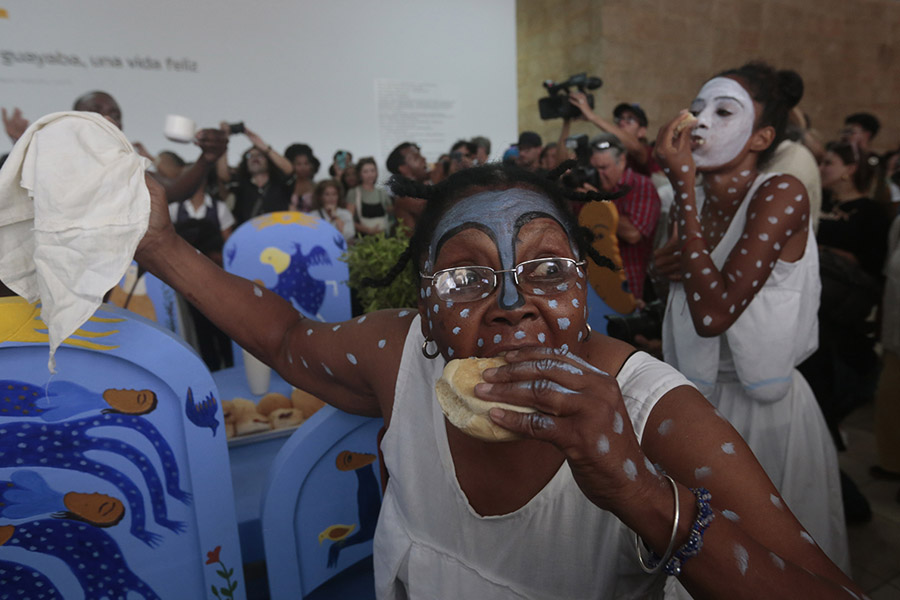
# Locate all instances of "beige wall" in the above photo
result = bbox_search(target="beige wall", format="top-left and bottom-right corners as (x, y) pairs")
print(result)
(518, 0), (900, 155)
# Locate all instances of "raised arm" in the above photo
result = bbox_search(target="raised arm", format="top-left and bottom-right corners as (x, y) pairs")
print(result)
(151, 129), (229, 203)
(568, 91), (650, 167)
(655, 114), (810, 336)
(135, 176), (408, 419)
(243, 126), (293, 176)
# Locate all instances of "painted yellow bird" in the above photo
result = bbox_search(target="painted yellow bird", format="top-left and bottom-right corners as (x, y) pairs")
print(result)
(259, 247), (291, 275)
(253, 212), (317, 231)
(319, 523), (356, 545)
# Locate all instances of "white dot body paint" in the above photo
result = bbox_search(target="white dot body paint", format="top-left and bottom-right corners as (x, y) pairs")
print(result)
(691, 77), (755, 169)
(301, 357), (309, 369)
(253, 285), (263, 297)
(693, 292), (701, 301)
(658, 419), (674, 435)
(399, 310), (410, 317)
(332, 324), (341, 332)
(769, 552), (785, 570)
(287, 352), (293, 364)
(623, 459), (638, 481)
(537, 332), (546, 343)
(433, 304), (439, 314)
(357, 315), (367, 324)
(420, 289), (426, 299)
(426, 287), (432, 297)
(322, 363), (333, 376)
(306, 328), (313, 336)
(446, 300), (454, 308)
(722, 442), (735, 454)
(734, 544), (749, 575)
(644, 457), (657, 474)
(701, 267), (711, 275)
(612, 412), (624, 434)
(722, 509), (740, 522)
(448, 348), (455, 357)
(572, 298), (580, 308)
(452, 326), (461, 335)
(597, 434), (610, 454)
(703, 315), (712, 326)
(800, 531), (815, 544)
(560, 343), (568, 353)
(378, 339), (387, 349)
(477, 338), (484, 347)
(694, 466), (712, 479)
(347, 353), (358, 365)
(514, 330), (526, 340)
(770, 493), (783, 508)
(460, 308), (470, 318)
(741, 170), (750, 176)
(777, 182), (789, 189)
(493, 334), (502, 344)
(681, 165), (689, 173)
(548, 299), (558, 308)
(557, 317), (571, 330)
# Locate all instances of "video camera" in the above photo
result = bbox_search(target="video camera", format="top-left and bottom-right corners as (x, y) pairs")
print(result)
(560, 134), (597, 189)
(538, 73), (603, 120)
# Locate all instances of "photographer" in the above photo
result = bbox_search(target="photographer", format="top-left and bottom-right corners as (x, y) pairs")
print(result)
(568, 91), (658, 176)
(583, 133), (660, 301)
(215, 124), (294, 225)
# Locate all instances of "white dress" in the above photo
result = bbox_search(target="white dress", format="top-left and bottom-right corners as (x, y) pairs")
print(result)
(662, 173), (849, 573)
(374, 315), (694, 599)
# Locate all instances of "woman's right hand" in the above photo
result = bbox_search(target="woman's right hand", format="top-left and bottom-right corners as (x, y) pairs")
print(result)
(135, 174), (178, 264)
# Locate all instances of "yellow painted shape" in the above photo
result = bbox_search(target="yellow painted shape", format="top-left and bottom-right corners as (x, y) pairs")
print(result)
(253, 211), (317, 230)
(318, 523), (356, 544)
(0, 9), (8, 19)
(577, 201), (637, 315)
(0, 297), (120, 350)
(259, 247), (290, 275)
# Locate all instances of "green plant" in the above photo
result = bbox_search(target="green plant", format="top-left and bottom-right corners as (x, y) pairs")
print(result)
(341, 226), (418, 313)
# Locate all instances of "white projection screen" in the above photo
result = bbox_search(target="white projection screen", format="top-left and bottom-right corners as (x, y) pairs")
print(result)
(0, 0), (517, 171)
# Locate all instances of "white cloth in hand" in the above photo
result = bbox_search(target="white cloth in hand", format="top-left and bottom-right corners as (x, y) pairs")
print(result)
(0, 111), (151, 371)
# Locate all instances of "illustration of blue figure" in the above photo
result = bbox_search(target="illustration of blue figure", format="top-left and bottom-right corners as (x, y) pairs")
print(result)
(324, 451), (382, 568)
(184, 387), (220, 436)
(0, 519), (160, 599)
(0, 379), (156, 421)
(0, 470), (126, 526)
(0, 415), (190, 547)
(260, 243), (329, 319)
(0, 559), (62, 599)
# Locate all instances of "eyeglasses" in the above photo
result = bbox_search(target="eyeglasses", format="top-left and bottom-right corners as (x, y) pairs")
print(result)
(420, 257), (586, 303)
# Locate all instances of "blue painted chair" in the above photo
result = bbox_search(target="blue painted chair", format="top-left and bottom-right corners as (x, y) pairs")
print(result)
(107, 260), (188, 339)
(261, 405), (383, 599)
(222, 211), (352, 367)
(0, 297), (245, 600)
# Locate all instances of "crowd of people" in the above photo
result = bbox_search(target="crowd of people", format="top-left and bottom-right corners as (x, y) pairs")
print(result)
(2, 58), (899, 598)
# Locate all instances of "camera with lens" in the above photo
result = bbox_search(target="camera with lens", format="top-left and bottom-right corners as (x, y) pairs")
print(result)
(605, 300), (665, 346)
(227, 122), (245, 135)
(559, 134), (598, 190)
(538, 73), (603, 120)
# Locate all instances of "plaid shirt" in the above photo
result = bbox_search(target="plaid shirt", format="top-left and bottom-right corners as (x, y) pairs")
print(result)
(611, 167), (661, 300)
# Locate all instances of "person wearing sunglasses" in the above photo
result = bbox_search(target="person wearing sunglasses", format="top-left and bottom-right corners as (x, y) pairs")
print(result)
(136, 161), (862, 599)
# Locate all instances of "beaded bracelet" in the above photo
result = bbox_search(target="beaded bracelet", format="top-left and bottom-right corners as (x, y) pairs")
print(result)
(634, 474), (680, 574)
(660, 487), (715, 577)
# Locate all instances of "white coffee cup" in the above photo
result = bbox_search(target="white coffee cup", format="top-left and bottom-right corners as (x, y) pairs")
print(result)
(243, 349), (271, 396)
(164, 114), (196, 143)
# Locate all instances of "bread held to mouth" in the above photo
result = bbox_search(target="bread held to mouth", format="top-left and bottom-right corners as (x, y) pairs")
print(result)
(435, 357), (537, 442)
(673, 112), (698, 137)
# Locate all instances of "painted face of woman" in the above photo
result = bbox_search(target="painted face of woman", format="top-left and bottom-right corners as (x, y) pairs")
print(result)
(689, 77), (756, 169)
(421, 189), (588, 359)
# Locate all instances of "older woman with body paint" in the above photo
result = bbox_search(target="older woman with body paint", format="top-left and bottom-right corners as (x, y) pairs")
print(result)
(136, 156), (861, 597)
(653, 62), (850, 582)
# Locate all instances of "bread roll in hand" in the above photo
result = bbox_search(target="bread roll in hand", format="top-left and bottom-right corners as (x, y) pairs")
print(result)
(436, 357), (536, 442)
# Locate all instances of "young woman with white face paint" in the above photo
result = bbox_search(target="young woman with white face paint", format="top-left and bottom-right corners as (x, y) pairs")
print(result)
(136, 157), (862, 598)
(654, 62), (851, 585)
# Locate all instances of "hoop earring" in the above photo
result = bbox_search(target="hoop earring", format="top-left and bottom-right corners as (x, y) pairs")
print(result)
(583, 323), (592, 342)
(422, 337), (441, 359)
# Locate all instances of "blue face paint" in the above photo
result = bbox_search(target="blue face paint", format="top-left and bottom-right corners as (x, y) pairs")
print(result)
(429, 189), (577, 310)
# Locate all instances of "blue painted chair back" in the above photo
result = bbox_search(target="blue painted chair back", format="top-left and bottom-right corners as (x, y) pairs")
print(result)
(0, 298), (245, 600)
(107, 260), (187, 338)
(261, 405), (383, 599)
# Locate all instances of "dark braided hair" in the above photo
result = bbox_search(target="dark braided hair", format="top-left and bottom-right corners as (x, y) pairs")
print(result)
(361, 162), (621, 288)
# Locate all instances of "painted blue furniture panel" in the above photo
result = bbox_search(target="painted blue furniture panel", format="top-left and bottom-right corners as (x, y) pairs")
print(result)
(107, 261), (187, 338)
(261, 406), (382, 599)
(0, 298), (245, 600)
(223, 211), (352, 367)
